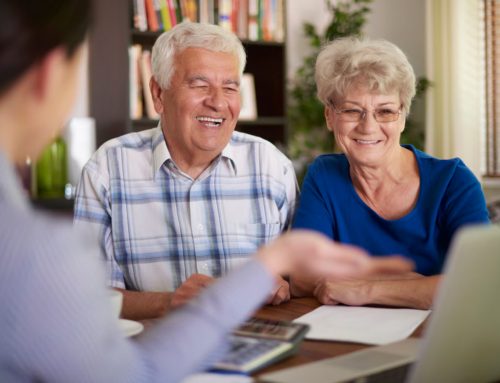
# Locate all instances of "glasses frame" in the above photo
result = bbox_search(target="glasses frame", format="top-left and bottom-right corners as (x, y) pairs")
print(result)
(329, 101), (403, 123)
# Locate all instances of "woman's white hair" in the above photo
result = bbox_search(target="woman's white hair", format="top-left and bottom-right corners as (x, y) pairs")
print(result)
(151, 22), (246, 89)
(315, 36), (417, 116)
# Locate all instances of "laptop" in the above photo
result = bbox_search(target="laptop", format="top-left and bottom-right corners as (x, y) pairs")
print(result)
(260, 225), (500, 383)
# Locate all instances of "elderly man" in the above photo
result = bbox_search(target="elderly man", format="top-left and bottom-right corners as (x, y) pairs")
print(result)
(74, 22), (298, 320)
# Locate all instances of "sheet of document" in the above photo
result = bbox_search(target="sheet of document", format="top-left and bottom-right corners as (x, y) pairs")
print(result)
(181, 373), (253, 383)
(294, 305), (430, 345)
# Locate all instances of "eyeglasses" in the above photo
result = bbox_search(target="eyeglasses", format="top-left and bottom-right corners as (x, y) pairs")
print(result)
(330, 102), (403, 123)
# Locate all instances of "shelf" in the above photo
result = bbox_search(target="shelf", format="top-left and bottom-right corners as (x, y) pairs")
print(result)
(130, 29), (285, 46)
(131, 116), (286, 131)
(32, 198), (74, 211)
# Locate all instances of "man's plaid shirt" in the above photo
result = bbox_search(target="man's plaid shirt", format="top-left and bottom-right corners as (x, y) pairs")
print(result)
(74, 125), (298, 292)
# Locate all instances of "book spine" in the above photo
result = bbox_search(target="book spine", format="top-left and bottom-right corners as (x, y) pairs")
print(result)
(214, 0), (219, 25)
(153, 0), (164, 30)
(137, 0), (148, 31)
(179, 0), (188, 21)
(173, 0), (182, 23)
(275, 0), (284, 42)
(200, 0), (209, 23)
(167, 0), (178, 26)
(258, 0), (263, 40)
(187, 0), (198, 22)
(232, 0), (238, 33)
(208, 0), (214, 24)
(248, 0), (258, 41)
(132, 0), (140, 29)
(129, 46), (138, 119)
(218, 0), (232, 31)
(237, 0), (248, 40)
(145, 0), (159, 31)
(160, 0), (172, 30)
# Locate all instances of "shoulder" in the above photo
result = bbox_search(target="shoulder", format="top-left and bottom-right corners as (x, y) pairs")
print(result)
(88, 128), (157, 167)
(0, 206), (89, 278)
(410, 145), (479, 187)
(82, 127), (157, 182)
(307, 153), (348, 177)
(229, 131), (293, 173)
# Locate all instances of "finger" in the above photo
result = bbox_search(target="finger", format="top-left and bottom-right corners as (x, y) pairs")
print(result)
(271, 286), (290, 306)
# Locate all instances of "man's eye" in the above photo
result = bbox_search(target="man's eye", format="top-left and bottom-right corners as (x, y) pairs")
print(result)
(225, 87), (238, 92)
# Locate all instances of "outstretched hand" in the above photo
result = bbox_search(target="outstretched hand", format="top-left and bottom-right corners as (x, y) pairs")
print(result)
(256, 230), (413, 280)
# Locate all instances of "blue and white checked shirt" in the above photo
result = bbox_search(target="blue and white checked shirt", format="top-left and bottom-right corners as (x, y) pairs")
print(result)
(74, 125), (298, 291)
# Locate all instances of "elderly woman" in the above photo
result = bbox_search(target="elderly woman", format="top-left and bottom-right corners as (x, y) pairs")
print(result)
(291, 37), (490, 310)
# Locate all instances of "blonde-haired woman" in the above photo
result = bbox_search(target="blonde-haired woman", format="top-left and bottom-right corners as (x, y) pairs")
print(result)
(291, 37), (489, 309)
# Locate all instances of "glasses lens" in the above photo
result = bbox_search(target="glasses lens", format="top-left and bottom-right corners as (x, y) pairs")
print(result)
(375, 109), (399, 122)
(340, 109), (364, 121)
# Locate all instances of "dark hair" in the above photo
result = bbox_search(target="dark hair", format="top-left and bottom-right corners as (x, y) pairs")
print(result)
(0, 0), (92, 94)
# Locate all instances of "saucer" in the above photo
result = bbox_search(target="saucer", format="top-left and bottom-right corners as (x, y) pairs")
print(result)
(119, 319), (144, 337)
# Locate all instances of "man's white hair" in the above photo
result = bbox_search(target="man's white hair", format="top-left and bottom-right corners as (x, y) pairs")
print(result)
(151, 22), (247, 89)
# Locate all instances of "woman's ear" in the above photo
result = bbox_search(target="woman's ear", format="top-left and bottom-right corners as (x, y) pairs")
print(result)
(325, 105), (334, 132)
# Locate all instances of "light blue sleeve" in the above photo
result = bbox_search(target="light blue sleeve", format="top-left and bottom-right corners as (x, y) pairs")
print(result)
(3, 215), (273, 383)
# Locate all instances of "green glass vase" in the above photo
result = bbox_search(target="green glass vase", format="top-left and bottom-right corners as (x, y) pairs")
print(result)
(37, 138), (67, 198)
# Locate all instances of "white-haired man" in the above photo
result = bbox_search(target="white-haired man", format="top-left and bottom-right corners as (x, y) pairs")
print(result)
(74, 22), (298, 320)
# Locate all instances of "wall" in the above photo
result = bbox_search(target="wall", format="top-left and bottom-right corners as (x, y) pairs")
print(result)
(287, 0), (426, 80)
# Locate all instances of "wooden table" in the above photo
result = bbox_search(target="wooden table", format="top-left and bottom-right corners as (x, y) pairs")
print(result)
(252, 297), (426, 379)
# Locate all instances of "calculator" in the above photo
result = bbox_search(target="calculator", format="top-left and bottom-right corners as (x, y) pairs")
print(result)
(212, 318), (310, 373)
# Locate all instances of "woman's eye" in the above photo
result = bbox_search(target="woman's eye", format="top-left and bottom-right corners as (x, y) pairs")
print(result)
(344, 109), (363, 115)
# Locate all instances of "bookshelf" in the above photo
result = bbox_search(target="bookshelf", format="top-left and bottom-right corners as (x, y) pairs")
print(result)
(89, 0), (288, 149)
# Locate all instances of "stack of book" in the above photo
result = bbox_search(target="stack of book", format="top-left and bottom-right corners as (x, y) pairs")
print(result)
(129, 45), (160, 120)
(132, 0), (285, 42)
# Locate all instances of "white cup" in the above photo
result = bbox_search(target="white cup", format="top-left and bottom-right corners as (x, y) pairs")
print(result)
(109, 290), (123, 319)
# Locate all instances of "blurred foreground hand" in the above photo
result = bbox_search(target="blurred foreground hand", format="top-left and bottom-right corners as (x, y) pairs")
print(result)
(257, 230), (413, 280)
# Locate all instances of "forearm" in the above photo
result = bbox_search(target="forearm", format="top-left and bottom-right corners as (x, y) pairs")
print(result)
(116, 288), (173, 320)
(368, 275), (441, 310)
(290, 271), (423, 298)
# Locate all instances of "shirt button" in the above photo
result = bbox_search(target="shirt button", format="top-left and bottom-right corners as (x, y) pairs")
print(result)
(203, 264), (208, 270)
(198, 224), (203, 230)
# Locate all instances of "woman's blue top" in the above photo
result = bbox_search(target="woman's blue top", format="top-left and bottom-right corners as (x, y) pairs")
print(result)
(293, 145), (490, 276)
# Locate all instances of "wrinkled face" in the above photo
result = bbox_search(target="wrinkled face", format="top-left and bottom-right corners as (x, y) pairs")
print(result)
(325, 87), (405, 167)
(157, 47), (241, 159)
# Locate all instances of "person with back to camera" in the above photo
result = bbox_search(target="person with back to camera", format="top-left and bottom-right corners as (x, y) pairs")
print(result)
(0, 1), (413, 382)
(290, 36), (490, 310)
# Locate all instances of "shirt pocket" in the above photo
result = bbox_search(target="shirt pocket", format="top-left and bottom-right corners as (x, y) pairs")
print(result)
(235, 222), (282, 256)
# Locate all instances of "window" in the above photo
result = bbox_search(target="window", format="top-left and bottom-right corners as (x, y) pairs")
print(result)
(485, 0), (500, 177)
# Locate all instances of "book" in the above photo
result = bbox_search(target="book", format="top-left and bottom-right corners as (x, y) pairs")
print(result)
(200, 0), (209, 23)
(145, 0), (159, 31)
(137, 0), (148, 31)
(153, 0), (164, 30)
(236, 0), (248, 39)
(167, 0), (178, 27)
(129, 45), (143, 119)
(218, 0), (232, 31)
(248, 0), (258, 41)
(275, 0), (284, 42)
(140, 51), (160, 120)
(159, 0), (172, 30)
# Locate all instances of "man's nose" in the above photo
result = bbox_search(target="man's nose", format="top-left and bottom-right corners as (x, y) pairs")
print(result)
(205, 88), (227, 111)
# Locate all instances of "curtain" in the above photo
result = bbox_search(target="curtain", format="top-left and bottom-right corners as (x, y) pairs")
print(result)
(425, 0), (483, 179)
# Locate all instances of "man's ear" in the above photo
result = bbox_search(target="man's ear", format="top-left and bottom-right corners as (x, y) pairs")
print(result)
(32, 48), (66, 101)
(150, 77), (164, 114)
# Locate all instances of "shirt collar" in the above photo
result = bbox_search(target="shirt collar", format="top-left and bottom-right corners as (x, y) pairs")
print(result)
(151, 122), (238, 179)
(0, 149), (30, 212)
(152, 122), (171, 180)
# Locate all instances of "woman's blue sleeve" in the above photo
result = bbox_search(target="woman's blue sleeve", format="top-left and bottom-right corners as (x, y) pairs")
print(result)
(440, 161), (490, 238)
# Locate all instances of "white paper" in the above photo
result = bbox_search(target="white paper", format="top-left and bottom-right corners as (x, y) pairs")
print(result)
(181, 373), (253, 383)
(294, 305), (430, 346)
